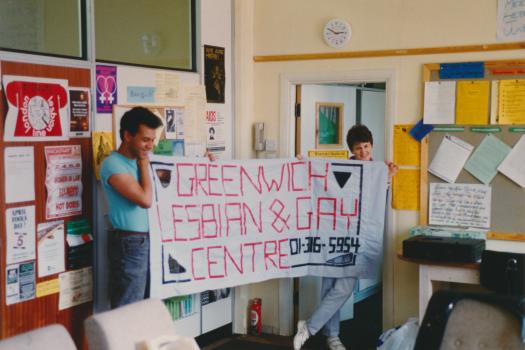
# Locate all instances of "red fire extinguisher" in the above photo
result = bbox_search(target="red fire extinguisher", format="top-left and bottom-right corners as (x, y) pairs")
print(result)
(249, 298), (262, 335)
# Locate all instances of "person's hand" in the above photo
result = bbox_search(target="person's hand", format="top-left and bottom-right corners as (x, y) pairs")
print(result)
(204, 151), (216, 162)
(296, 154), (305, 160)
(137, 157), (150, 167)
(385, 161), (398, 179)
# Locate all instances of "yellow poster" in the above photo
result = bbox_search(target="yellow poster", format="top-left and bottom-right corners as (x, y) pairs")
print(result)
(307, 149), (349, 159)
(498, 79), (525, 124)
(93, 131), (114, 180)
(455, 80), (490, 125)
(393, 125), (420, 166)
(392, 169), (420, 210)
(36, 279), (59, 298)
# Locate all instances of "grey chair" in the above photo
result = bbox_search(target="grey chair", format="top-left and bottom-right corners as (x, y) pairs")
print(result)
(0, 324), (77, 350)
(84, 298), (190, 350)
(414, 290), (524, 350)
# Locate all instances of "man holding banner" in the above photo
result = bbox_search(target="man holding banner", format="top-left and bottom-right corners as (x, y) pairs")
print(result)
(100, 107), (163, 308)
(294, 125), (398, 350)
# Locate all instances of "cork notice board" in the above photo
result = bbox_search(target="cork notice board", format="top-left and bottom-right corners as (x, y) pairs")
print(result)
(420, 60), (525, 239)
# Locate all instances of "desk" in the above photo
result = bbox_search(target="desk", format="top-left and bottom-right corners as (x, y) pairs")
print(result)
(398, 253), (481, 321)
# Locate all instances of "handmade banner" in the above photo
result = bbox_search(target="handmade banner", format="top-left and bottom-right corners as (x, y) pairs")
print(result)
(2, 75), (69, 141)
(149, 156), (388, 298)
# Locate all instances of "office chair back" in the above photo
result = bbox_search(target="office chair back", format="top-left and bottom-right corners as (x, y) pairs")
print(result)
(0, 324), (77, 350)
(414, 290), (524, 350)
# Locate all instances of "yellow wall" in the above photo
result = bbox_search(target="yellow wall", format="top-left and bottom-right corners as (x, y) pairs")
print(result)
(235, 0), (525, 329)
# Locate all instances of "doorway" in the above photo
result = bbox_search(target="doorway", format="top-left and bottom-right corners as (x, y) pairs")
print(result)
(276, 70), (396, 338)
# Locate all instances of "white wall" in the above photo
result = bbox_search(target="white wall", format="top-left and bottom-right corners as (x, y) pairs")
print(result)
(234, 0), (525, 330)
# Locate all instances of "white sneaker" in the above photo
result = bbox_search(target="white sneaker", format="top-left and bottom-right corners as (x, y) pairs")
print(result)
(326, 336), (347, 350)
(293, 320), (310, 350)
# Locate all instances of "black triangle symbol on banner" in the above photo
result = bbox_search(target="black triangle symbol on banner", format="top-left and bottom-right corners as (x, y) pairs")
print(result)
(333, 171), (352, 189)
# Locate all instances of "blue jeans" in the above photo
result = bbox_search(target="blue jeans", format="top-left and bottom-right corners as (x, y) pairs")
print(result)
(109, 231), (150, 308)
(306, 277), (357, 337)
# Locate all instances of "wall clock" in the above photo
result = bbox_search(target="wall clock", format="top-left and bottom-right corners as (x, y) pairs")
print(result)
(323, 19), (351, 48)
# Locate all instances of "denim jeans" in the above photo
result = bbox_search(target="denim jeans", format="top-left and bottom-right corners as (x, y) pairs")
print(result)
(109, 232), (150, 308)
(306, 276), (357, 337)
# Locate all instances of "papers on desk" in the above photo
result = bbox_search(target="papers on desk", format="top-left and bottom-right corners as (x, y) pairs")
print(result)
(498, 134), (525, 187)
(429, 135), (473, 183)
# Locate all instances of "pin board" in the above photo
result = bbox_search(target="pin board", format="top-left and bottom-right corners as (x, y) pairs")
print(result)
(0, 60), (93, 347)
(420, 59), (525, 239)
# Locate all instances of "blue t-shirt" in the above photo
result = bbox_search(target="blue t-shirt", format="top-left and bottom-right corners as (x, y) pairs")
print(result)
(100, 151), (149, 232)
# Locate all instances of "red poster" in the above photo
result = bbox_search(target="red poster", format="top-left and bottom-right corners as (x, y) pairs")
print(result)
(3, 75), (69, 141)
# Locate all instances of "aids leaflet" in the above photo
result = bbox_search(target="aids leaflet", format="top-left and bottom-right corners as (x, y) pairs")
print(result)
(149, 156), (388, 298)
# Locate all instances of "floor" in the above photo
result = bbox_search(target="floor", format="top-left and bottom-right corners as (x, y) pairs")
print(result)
(202, 292), (382, 350)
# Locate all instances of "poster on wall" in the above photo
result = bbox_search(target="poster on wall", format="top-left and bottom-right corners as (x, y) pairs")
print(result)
(96, 65), (117, 113)
(69, 87), (91, 137)
(205, 109), (226, 157)
(2, 75), (69, 141)
(6, 205), (36, 265)
(45, 145), (83, 220)
(4, 146), (35, 203)
(92, 131), (114, 180)
(37, 221), (66, 278)
(164, 107), (185, 140)
(6, 261), (36, 305)
(204, 45), (225, 103)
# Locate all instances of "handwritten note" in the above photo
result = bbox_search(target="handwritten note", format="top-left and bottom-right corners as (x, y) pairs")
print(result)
(455, 81), (489, 125)
(498, 79), (525, 124)
(423, 81), (456, 124)
(464, 134), (511, 184)
(429, 183), (491, 229)
(127, 86), (155, 103)
(394, 125), (420, 166)
(497, 0), (525, 41)
(498, 134), (525, 187)
(429, 135), (473, 183)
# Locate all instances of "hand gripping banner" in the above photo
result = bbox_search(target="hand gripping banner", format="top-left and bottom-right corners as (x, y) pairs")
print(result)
(148, 156), (388, 298)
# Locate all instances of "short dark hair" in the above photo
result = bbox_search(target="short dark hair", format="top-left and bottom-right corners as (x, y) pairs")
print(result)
(119, 107), (163, 141)
(346, 124), (373, 150)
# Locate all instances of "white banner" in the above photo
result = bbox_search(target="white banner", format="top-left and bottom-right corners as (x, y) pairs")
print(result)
(149, 156), (388, 298)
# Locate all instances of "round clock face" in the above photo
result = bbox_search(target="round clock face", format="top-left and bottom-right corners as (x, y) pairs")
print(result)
(323, 19), (351, 48)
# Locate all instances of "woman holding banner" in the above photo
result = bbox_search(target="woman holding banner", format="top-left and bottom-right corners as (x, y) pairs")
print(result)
(294, 124), (398, 350)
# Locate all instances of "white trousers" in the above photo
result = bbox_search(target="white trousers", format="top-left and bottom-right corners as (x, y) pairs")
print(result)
(306, 276), (357, 337)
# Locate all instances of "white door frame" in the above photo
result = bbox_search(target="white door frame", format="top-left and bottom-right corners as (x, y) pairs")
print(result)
(277, 69), (397, 335)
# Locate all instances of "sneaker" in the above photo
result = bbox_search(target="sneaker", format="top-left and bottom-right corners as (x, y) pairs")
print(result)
(293, 320), (310, 350)
(326, 336), (346, 350)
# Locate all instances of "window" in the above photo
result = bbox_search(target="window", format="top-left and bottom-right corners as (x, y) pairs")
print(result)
(94, 0), (195, 71)
(0, 0), (86, 58)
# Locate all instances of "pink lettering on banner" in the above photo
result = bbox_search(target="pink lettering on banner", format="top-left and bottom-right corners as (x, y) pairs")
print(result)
(269, 199), (290, 233)
(317, 197), (337, 230)
(340, 198), (359, 230)
(295, 196), (312, 230)
(190, 239), (291, 280)
(308, 161), (329, 192)
(148, 157), (386, 297)
(291, 161), (307, 191)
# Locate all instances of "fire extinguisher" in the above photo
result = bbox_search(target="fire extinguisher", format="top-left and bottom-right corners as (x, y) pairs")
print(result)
(249, 298), (262, 335)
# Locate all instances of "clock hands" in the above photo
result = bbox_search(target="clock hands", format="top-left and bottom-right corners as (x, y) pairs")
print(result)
(328, 28), (345, 35)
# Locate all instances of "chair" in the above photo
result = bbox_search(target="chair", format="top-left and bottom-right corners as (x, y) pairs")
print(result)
(85, 298), (194, 350)
(414, 290), (524, 350)
(0, 324), (77, 350)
